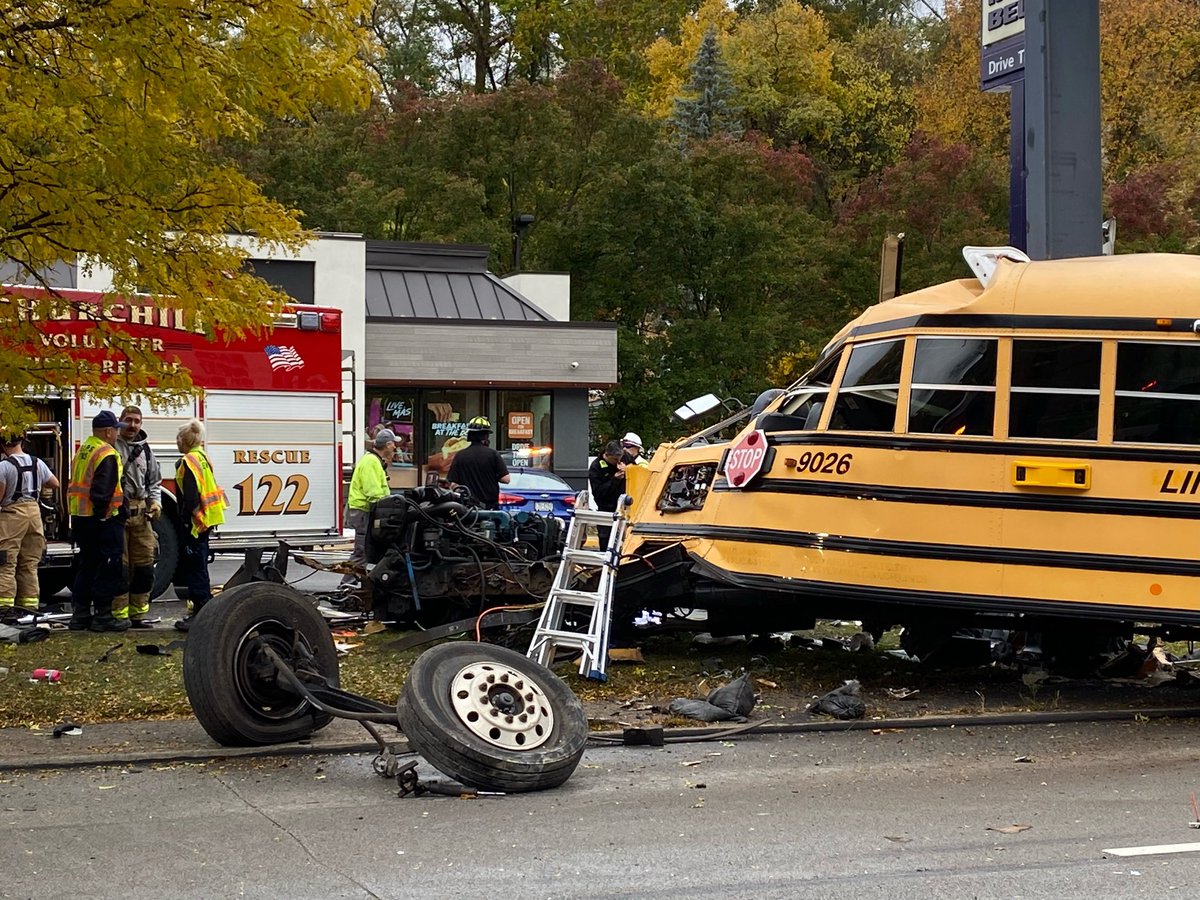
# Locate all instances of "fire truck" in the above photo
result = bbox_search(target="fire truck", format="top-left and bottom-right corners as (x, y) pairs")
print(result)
(8, 287), (345, 600)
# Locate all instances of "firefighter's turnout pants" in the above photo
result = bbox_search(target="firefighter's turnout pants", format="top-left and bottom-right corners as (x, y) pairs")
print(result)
(112, 500), (157, 623)
(0, 501), (45, 612)
(71, 515), (126, 624)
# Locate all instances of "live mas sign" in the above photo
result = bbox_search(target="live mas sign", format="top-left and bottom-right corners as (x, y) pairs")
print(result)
(722, 429), (773, 488)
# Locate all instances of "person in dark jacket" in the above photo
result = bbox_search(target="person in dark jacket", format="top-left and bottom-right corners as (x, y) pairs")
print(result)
(447, 416), (509, 509)
(67, 411), (128, 632)
(588, 440), (626, 549)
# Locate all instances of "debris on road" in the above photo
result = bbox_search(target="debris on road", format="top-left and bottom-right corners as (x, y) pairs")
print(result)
(669, 671), (757, 723)
(809, 680), (866, 719)
(987, 824), (1032, 834)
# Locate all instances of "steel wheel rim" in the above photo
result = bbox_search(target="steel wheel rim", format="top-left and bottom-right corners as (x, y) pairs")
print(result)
(233, 619), (311, 722)
(449, 661), (554, 750)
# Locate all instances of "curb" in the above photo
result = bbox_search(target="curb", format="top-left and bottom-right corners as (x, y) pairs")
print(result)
(4, 704), (1198, 772)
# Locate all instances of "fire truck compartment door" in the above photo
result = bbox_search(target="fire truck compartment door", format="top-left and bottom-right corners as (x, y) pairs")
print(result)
(202, 391), (340, 539)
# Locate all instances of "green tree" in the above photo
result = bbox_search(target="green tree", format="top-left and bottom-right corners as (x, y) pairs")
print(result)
(0, 0), (373, 427)
(670, 28), (745, 142)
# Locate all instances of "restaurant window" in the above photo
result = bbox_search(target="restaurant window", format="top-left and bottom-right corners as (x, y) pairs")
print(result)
(907, 337), (997, 436)
(1009, 340), (1101, 440)
(1114, 342), (1200, 445)
(828, 339), (904, 432)
(498, 391), (552, 469)
(421, 390), (484, 483)
(367, 390), (418, 488)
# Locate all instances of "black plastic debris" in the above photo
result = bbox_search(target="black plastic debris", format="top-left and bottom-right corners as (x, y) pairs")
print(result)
(96, 642), (123, 663)
(809, 680), (866, 720)
(136, 640), (186, 656)
(669, 672), (757, 723)
(622, 726), (665, 746)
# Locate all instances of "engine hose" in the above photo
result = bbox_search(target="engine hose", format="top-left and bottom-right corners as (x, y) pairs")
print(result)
(402, 553), (421, 612)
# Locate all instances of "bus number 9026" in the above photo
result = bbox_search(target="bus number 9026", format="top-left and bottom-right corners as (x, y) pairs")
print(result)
(788, 451), (853, 476)
(233, 474), (313, 516)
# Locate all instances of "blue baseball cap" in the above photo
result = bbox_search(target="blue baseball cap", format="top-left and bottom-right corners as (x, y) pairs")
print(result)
(92, 411), (119, 429)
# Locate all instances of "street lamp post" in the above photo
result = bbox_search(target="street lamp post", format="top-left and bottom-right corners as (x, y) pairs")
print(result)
(511, 213), (535, 272)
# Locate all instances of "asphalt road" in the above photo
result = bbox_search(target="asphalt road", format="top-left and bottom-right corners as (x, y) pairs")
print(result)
(4, 718), (1200, 899)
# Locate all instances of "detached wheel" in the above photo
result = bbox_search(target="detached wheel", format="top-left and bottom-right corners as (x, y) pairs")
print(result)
(150, 515), (179, 600)
(183, 583), (339, 746)
(397, 642), (588, 793)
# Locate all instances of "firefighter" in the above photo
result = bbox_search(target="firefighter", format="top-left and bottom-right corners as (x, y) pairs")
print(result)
(67, 410), (128, 632)
(0, 434), (60, 624)
(173, 419), (228, 632)
(588, 439), (626, 549)
(340, 427), (396, 587)
(447, 416), (510, 509)
(113, 405), (162, 628)
(621, 432), (650, 467)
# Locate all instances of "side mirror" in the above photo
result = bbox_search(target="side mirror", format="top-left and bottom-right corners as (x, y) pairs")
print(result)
(673, 393), (723, 422)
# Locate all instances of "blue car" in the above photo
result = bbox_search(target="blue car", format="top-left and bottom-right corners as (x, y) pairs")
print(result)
(497, 469), (577, 522)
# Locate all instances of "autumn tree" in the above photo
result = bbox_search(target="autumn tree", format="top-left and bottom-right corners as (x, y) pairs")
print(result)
(0, 0), (373, 427)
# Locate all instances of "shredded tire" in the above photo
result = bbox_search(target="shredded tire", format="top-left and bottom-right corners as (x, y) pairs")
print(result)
(397, 642), (588, 792)
(183, 583), (338, 746)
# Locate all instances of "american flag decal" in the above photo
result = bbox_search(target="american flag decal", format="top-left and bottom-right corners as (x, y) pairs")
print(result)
(265, 345), (305, 371)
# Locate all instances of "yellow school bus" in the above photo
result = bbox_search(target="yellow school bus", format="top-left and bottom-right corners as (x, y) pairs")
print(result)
(617, 249), (1200, 645)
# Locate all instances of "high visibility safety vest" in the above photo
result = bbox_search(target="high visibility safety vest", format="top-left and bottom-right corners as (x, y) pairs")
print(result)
(67, 436), (124, 518)
(178, 447), (227, 537)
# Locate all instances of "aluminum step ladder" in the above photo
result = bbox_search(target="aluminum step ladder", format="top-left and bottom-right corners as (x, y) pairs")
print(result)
(527, 493), (629, 681)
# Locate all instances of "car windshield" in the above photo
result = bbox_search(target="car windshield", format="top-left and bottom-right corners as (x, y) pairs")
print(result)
(506, 470), (572, 491)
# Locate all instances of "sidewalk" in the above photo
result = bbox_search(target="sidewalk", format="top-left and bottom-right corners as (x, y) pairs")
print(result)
(0, 716), (389, 772)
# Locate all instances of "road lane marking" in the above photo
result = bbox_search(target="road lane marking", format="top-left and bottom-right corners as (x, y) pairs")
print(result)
(1103, 842), (1200, 857)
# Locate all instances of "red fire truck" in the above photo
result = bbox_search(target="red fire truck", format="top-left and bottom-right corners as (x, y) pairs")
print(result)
(7, 287), (345, 600)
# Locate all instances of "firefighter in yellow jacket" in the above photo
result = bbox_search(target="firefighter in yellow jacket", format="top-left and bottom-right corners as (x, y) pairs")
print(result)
(173, 419), (227, 632)
(67, 411), (128, 632)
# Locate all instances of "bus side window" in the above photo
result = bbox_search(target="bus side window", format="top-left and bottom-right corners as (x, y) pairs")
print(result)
(1010, 340), (1101, 440)
(907, 337), (997, 436)
(829, 339), (904, 432)
(1114, 342), (1200, 445)
(764, 349), (843, 432)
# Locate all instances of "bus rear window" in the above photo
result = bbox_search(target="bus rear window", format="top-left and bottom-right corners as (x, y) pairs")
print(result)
(1010, 340), (1101, 440)
(1115, 343), (1200, 445)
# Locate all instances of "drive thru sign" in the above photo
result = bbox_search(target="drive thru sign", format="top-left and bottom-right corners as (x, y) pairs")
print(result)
(723, 429), (770, 488)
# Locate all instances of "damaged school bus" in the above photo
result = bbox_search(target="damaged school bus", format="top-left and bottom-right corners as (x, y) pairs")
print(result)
(617, 248), (1200, 646)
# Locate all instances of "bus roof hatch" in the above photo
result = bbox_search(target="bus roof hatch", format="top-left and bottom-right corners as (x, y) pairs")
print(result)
(962, 245), (1032, 288)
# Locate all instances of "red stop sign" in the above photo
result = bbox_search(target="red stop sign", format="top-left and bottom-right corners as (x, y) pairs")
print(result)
(723, 429), (770, 488)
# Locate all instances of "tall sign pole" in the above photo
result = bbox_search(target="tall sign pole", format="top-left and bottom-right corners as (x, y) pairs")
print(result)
(1022, 0), (1103, 259)
(980, 1), (1103, 259)
(980, 0), (1026, 251)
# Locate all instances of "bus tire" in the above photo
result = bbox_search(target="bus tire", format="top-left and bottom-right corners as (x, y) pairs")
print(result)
(396, 642), (588, 793)
(183, 583), (338, 746)
(39, 565), (75, 602)
(150, 516), (179, 600)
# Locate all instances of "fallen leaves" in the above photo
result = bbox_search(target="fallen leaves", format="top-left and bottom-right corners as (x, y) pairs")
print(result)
(987, 824), (1032, 834)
